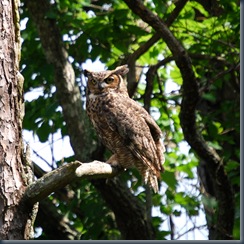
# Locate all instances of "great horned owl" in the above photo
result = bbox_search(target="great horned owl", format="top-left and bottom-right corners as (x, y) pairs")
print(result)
(84, 65), (165, 193)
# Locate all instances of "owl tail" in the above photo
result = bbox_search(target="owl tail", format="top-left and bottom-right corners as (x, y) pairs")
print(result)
(144, 170), (159, 193)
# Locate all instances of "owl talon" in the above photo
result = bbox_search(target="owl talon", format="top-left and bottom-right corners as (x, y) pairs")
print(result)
(107, 163), (125, 173)
(112, 164), (125, 172)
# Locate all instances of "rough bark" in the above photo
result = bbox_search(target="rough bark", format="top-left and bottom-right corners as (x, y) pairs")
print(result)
(0, 0), (37, 239)
(123, 0), (235, 240)
(24, 0), (155, 239)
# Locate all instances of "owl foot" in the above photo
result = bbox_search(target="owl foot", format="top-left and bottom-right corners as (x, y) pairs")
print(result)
(106, 154), (119, 167)
(106, 154), (126, 174)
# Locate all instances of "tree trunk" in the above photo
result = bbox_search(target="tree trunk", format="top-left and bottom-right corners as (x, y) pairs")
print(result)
(0, 0), (37, 239)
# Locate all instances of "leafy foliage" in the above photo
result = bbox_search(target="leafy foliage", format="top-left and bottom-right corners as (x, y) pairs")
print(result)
(20, 0), (240, 240)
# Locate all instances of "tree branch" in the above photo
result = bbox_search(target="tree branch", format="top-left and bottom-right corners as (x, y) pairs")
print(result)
(125, 0), (188, 97)
(123, 0), (234, 239)
(126, 0), (188, 64)
(24, 0), (91, 161)
(92, 178), (155, 240)
(35, 198), (81, 240)
(144, 56), (174, 111)
(24, 161), (121, 205)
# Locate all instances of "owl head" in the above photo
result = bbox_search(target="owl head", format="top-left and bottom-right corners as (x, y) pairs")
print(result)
(84, 65), (129, 95)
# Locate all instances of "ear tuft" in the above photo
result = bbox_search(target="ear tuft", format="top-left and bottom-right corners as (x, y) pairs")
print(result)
(84, 69), (91, 77)
(114, 65), (129, 77)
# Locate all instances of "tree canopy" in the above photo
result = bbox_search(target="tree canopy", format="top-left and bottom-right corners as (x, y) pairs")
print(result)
(19, 0), (240, 240)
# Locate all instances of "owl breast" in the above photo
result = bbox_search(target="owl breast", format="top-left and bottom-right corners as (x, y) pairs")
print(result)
(87, 92), (138, 168)
(88, 91), (165, 171)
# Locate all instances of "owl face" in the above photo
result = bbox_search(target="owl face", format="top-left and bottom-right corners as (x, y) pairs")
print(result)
(85, 72), (121, 95)
(84, 65), (129, 96)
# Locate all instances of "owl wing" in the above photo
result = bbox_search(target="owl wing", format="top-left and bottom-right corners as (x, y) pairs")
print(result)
(104, 96), (164, 174)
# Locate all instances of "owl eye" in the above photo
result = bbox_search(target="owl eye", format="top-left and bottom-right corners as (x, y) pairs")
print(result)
(91, 79), (97, 85)
(104, 76), (114, 84)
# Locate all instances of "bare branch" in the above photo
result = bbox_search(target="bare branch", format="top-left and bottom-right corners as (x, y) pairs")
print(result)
(126, 0), (188, 64)
(176, 224), (207, 240)
(125, 0), (188, 97)
(144, 56), (174, 111)
(24, 161), (121, 205)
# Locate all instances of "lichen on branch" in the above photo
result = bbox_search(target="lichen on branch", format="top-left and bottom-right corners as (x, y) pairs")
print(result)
(24, 161), (121, 205)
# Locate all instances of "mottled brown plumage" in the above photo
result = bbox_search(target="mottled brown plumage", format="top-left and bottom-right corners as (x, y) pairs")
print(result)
(84, 65), (165, 193)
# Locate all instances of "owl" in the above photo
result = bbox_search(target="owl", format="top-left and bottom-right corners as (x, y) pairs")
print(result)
(84, 65), (165, 193)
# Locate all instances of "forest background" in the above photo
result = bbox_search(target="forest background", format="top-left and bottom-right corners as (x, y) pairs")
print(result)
(0, 0), (240, 240)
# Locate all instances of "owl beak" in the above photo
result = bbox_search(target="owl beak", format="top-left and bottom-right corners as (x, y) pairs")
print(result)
(98, 82), (105, 91)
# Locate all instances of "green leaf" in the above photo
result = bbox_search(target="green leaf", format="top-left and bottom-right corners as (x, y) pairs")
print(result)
(36, 121), (51, 142)
(162, 171), (177, 190)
